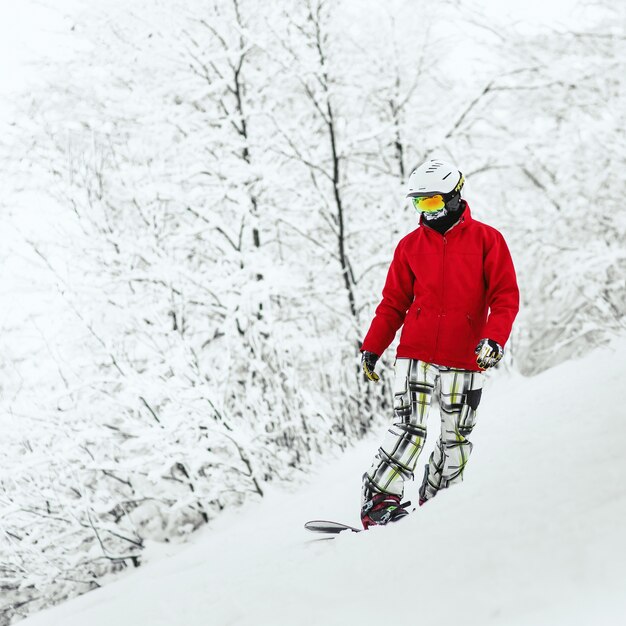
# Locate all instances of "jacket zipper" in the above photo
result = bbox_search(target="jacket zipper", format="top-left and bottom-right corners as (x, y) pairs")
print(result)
(433, 236), (447, 359)
(416, 306), (421, 318)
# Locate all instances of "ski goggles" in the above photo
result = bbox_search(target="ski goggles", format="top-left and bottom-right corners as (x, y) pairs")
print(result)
(410, 194), (446, 213)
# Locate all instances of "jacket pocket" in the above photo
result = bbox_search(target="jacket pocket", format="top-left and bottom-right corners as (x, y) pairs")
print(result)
(438, 311), (475, 361)
(399, 305), (430, 354)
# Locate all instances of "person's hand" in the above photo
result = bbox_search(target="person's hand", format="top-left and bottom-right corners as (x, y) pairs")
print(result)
(361, 351), (380, 382)
(475, 339), (504, 370)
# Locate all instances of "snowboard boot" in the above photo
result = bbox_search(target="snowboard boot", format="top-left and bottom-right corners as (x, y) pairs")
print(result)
(361, 493), (411, 529)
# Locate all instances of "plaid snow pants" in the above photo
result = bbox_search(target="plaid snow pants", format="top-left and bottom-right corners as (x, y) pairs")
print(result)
(362, 359), (484, 504)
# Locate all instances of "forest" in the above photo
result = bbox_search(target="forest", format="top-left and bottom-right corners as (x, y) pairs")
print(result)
(1, 0), (624, 622)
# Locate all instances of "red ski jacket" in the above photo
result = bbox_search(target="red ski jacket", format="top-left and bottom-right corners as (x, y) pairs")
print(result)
(361, 205), (519, 371)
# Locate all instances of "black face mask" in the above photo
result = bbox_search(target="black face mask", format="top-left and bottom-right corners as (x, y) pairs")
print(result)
(444, 192), (463, 213)
(423, 198), (466, 234)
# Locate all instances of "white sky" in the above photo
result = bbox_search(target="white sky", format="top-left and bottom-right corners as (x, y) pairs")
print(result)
(0, 0), (87, 123)
(0, 0), (595, 110)
(478, 0), (579, 22)
(0, 1), (72, 90)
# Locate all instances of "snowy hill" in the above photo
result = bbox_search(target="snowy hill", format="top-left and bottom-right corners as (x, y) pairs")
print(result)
(19, 339), (626, 626)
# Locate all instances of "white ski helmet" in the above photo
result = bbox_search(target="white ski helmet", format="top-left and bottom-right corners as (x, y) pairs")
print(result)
(407, 159), (464, 197)
(406, 159), (465, 219)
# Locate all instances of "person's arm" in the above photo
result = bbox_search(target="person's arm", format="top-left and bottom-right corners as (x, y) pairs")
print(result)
(482, 230), (519, 347)
(361, 239), (415, 357)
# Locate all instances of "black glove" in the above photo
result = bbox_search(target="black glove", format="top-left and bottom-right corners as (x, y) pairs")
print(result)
(361, 351), (380, 382)
(475, 338), (504, 370)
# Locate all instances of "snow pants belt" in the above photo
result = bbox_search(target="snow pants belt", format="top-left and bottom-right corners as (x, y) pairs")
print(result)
(362, 359), (484, 504)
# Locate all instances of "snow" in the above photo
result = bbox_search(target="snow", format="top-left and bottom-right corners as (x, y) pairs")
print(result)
(19, 338), (626, 626)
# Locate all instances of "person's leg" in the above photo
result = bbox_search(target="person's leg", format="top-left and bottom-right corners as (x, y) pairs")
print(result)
(362, 359), (437, 504)
(418, 368), (484, 503)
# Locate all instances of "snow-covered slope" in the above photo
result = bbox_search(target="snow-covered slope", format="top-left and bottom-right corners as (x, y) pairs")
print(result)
(21, 340), (626, 626)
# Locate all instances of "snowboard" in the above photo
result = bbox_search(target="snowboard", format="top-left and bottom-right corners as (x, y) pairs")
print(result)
(304, 519), (362, 535)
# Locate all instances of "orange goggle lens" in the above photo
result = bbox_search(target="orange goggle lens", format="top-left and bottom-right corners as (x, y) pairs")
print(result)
(411, 195), (445, 213)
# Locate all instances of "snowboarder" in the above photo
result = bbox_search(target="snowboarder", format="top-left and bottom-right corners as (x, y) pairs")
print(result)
(359, 159), (519, 529)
